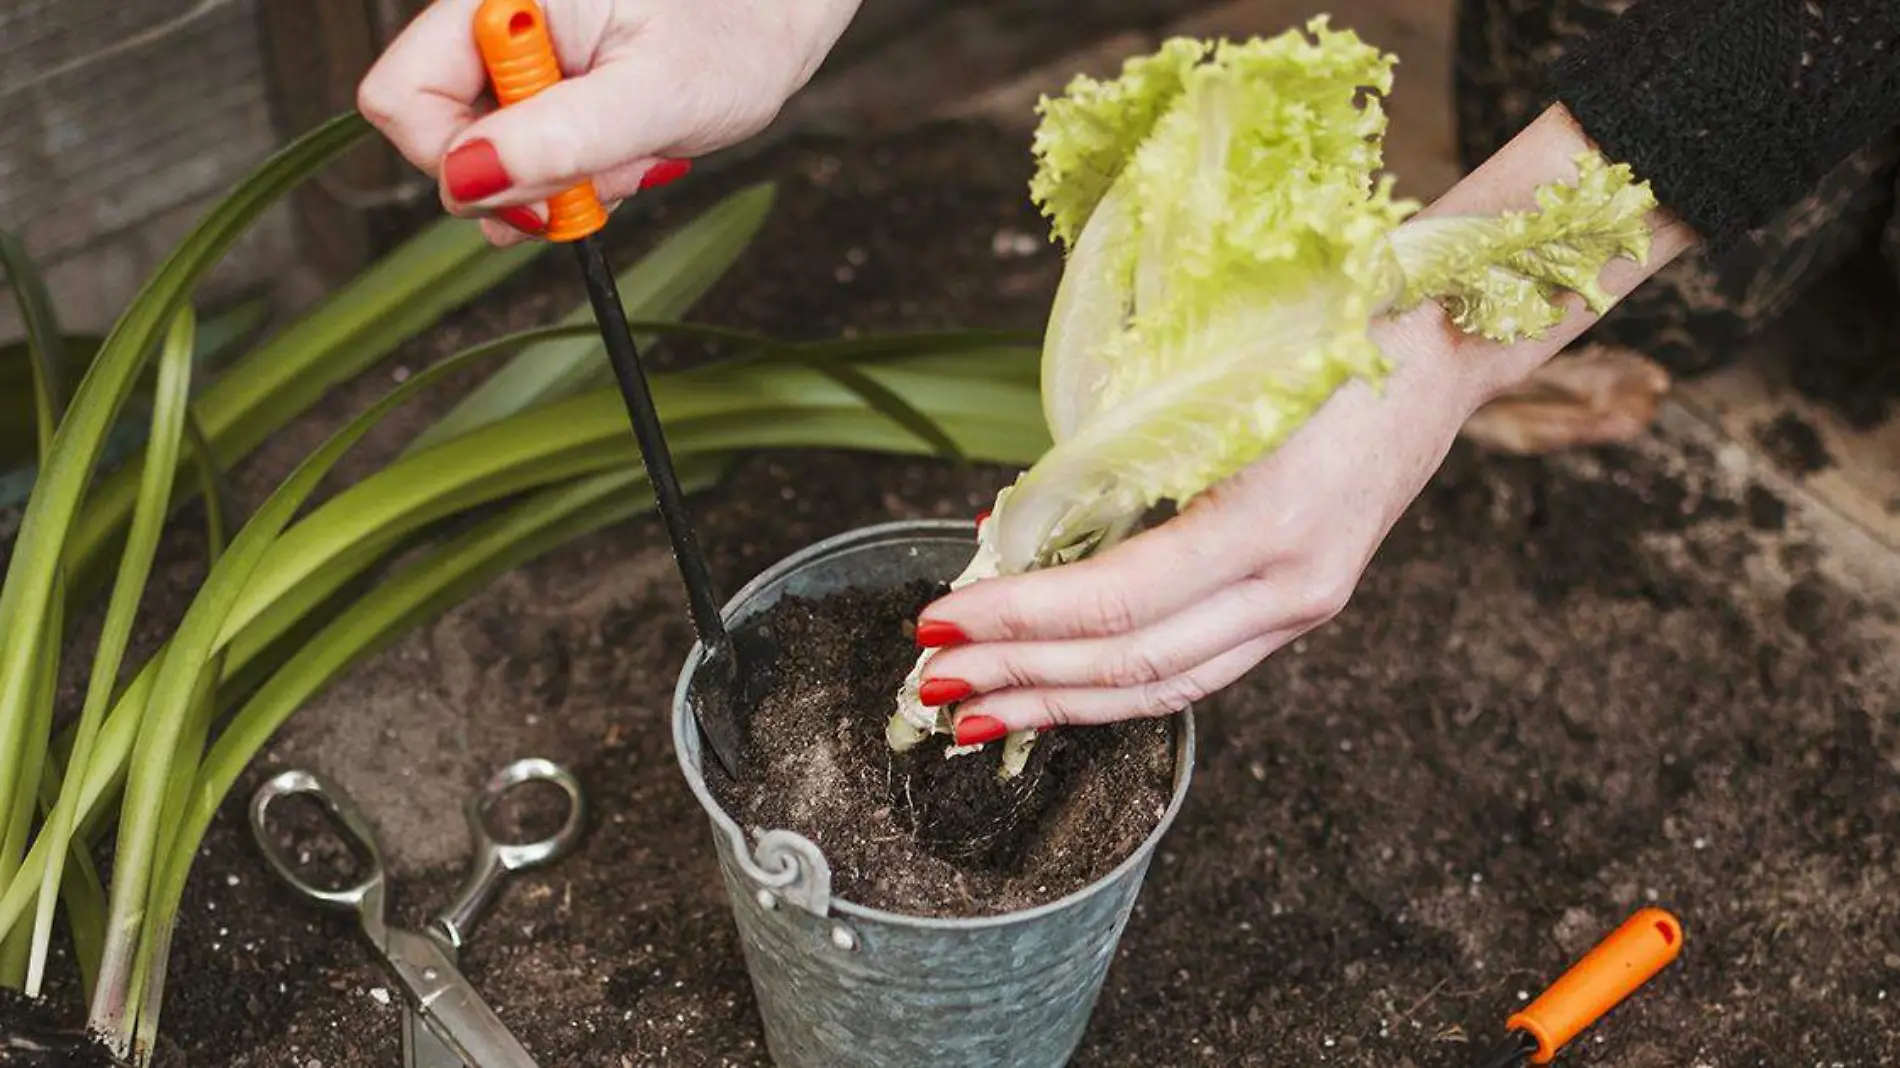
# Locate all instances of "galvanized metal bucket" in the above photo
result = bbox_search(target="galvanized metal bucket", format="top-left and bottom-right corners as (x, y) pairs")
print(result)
(672, 519), (1196, 1068)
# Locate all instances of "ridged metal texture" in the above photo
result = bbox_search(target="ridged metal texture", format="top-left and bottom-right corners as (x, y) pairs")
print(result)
(672, 519), (1196, 1068)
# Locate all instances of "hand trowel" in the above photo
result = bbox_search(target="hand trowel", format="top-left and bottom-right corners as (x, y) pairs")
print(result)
(471, 0), (751, 779)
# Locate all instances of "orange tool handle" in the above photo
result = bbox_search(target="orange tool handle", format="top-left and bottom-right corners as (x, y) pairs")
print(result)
(471, 0), (607, 242)
(1506, 908), (1683, 1064)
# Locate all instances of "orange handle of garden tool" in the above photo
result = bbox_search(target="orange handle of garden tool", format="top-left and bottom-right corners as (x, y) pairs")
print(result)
(471, 0), (607, 242)
(1506, 908), (1683, 1064)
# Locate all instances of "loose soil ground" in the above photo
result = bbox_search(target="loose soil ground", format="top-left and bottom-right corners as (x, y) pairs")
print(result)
(711, 583), (1173, 917)
(5, 122), (1899, 1067)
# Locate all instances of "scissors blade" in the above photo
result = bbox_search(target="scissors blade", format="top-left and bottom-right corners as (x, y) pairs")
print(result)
(404, 924), (469, 1068)
(384, 927), (539, 1068)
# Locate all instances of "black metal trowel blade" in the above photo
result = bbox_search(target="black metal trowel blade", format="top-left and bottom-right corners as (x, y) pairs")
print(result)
(572, 234), (748, 779)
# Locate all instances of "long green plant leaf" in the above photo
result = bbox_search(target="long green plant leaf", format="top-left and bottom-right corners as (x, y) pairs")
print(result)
(1, 345), (1047, 965)
(0, 114), (368, 868)
(0, 231), (70, 439)
(0, 592), (62, 988)
(0, 228), (72, 987)
(410, 182), (777, 452)
(89, 337), (507, 1054)
(27, 310), (199, 995)
(67, 173), (542, 584)
(135, 466), (714, 1048)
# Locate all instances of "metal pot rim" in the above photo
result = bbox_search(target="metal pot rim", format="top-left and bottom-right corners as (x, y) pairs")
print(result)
(672, 518), (1197, 930)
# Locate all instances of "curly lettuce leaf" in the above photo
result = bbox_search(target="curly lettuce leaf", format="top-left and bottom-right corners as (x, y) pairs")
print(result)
(1002, 19), (1414, 572)
(1389, 153), (1657, 341)
(994, 23), (1659, 575)
(1029, 38), (1208, 249)
(893, 20), (1661, 767)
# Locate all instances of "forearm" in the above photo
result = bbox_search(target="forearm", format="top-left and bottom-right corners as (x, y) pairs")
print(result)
(1390, 104), (1698, 408)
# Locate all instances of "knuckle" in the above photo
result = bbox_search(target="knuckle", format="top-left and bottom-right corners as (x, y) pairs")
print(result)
(1298, 568), (1356, 623)
(355, 73), (399, 130)
(1103, 644), (1168, 689)
(1230, 574), (1285, 621)
(1038, 694), (1079, 729)
(993, 651), (1037, 692)
(1084, 587), (1140, 635)
(992, 595), (1042, 641)
(1138, 675), (1204, 716)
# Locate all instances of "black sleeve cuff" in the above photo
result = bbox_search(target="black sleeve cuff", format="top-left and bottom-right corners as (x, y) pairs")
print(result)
(1548, 0), (1900, 255)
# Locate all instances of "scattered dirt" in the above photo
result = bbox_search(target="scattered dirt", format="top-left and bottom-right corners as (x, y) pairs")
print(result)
(0, 992), (125, 1067)
(1777, 247), (1900, 430)
(3, 119), (1898, 1068)
(710, 583), (1173, 917)
(1754, 411), (1835, 475)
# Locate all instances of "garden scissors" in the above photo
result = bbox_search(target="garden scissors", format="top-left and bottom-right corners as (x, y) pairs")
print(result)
(250, 759), (586, 1068)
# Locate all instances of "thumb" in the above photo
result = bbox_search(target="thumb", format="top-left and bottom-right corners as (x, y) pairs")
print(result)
(439, 56), (700, 210)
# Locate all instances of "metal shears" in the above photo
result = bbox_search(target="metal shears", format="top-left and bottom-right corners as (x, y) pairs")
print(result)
(250, 759), (586, 1067)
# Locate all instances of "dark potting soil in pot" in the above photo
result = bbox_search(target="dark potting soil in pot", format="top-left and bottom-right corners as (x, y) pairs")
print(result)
(709, 581), (1176, 918)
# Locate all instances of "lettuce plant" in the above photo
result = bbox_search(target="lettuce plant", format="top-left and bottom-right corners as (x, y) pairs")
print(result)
(890, 20), (1658, 771)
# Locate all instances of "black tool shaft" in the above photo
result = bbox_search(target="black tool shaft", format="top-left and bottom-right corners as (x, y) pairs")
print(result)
(1473, 1030), (1538, 1068)
(573, 236), (730, 653)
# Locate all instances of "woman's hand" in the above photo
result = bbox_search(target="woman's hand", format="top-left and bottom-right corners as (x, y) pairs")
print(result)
(915, 106), (1698, 744)
(917, 308), (1494, 742)
(358, 0), (862, 244)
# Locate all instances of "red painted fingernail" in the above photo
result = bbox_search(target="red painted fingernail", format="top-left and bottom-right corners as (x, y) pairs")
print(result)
(915, 620), (968, 648)
(975, 509), (991, 526)
(494, 205), (546, 235)
(639, 158), (692, 190)
(954, 715), (1009, 746)
(919, 678), (974, 707)
(444, 139), (511, 203)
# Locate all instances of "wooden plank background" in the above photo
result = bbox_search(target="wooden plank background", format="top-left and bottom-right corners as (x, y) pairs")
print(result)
(0, 0), (426, 339)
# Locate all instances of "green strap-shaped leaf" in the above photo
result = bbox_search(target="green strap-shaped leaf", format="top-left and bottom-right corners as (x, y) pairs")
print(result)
(409, 182), (777, 453)
(0, 587), (60, 989)
(138, 467), (707, 1046)
(67, 161), (543, 586)
(0, 230), (69, 447)
(26, 310), (198, 997)
(0, 114), (368, 865)
(88, 330), (509, 1049)
(0, 229), (71, 988)
(0, 343), (1049, 962)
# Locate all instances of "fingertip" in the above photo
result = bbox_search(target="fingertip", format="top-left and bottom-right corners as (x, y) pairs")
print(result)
(639, 158), (692, 190)
(951, 714), (1010, 747)
(493, 204), (547, 237)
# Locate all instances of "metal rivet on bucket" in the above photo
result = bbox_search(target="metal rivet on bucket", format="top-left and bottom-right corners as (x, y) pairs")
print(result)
(828, 925), (858, 952)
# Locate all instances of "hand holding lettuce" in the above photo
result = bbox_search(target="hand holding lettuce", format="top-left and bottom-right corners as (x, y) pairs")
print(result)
(892, 20), (1685, 770)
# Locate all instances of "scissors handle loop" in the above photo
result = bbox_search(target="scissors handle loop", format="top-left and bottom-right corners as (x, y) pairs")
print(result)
(474, 757), (586, 869)
(435, 758), (585, 951)
(249, 769), (387, 911)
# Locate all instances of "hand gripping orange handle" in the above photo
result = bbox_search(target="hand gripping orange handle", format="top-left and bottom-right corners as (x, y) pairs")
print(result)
(1506, 908), (1683, 1064)
(471, 0), (608, 242)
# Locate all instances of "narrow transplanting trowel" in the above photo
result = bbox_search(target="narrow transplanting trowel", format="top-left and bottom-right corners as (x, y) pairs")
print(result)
(472, 0), (750, 779)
